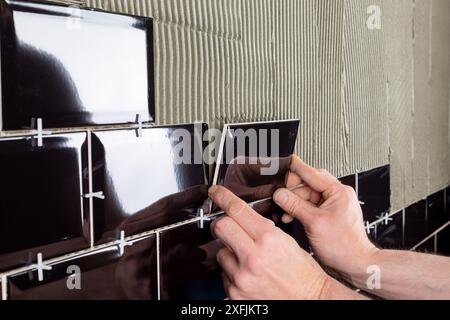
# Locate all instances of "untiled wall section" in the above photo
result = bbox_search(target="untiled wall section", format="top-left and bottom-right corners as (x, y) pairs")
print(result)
(85, 0), (450, 211)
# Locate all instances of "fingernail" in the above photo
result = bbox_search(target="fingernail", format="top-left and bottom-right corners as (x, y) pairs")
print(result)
(274, 189), (289, 205)
(209, 185), (219, 196)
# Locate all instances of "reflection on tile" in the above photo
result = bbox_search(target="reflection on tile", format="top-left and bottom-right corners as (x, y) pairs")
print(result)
(339, 175), (356, 191)
(159, 222), (225, 300)
(427, 191), (445, 234)
(213, 120), (300, 217)
(415, 237), (435, 254)
(437, 226), (450, 256)
(0, 133), (89, 272)
(404, 201), (427, 249)
(374, 212), (403, 249)
(0, 0), (154, 130)
(8, 237), (157, 300)
(92, 124), (209, 243)
(358, 166), (390, 223)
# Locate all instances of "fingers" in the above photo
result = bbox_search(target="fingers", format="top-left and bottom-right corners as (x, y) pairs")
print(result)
(211, 216), (254, 260)
(293, 186), (322, 205)
(273, 188), (317, 225)
(217, 247), (240, 281)
(209, 186), (275, 239)
(290, 156), (339, 195)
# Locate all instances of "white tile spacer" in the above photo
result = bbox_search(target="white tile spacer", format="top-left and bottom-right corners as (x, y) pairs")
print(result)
(198, 208), (212, 229)
(365, 221), (375, 235)
(359, 201), (366, 205)
(135, 114), (143, 137)
(32, 118), (51, 147)
(29, 253), (52, 282)
(117, 230), (133, 256)
(83, 191), (105, 200)
(377, 212), (393, 225)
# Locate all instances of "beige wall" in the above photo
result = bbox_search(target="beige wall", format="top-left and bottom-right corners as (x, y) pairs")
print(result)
(86, 0), (450, 211)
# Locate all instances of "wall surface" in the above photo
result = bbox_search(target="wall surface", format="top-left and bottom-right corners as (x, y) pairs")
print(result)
(86, 0), (450, 211)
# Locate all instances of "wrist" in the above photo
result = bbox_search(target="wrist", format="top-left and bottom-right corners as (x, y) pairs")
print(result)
(344, 245), (382, 289)
(319, 276), (367, 300)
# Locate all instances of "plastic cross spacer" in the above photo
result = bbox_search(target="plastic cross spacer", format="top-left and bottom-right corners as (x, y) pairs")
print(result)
(29, 253), (52, 282)
(83, 191), (105, 200)
(365, 221), (375, 235)
(117, 231), (133, 256)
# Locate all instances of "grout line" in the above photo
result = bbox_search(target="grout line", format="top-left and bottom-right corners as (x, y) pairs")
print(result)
(355, 171), (359, 198)
(1, 275), (7, 300)
(434, 234), (437, 254)
(156, 231), (161, 301)
(411, 221), (450, 251)
(87, 130), (94, 248)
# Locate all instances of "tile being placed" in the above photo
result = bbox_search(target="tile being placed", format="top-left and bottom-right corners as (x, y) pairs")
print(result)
(0, 133), (89, 272)
(426, 191), (446, 234)
(358, 165), (390, 223)
(92, 124), (209, 243)
(7, 236), (157, 300)
(159, 221), (226, 300)
(0, 0), (154, 130)
(404, 201), (427, 249)
(212, 120), (300, 218)
(374, 212), (404, 249)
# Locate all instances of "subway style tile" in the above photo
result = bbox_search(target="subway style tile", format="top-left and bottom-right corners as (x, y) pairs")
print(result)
(212, 120), (300, 217)
(437, 226), (450, 256)
(374, 212), (404, 249)
(445, 187), (450, 222)
(159, 222), (226, 300)
(91, 124), (210, 243)
(404, 201), (427, 249)
(426, 191), (446, 234)
(7, 236), (157, 300)
(0, 0), (154, 130)
(358, 165), (390, 223)
(0, 133), (89, 272)
(415, 236), (436, 254)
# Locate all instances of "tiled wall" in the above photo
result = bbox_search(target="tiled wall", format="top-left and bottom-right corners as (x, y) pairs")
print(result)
(340, 167), (450, 254)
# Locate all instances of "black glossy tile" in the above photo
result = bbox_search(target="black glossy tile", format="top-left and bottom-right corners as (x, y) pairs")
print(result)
(358, 165), (390, 223)
(213, 120), (300, 217)
(404, 201), (427, 249)
(415, 236), (435, 254)
(8, 237), (157, 300)
(0, 0), (154, 130)
(159, 222), (225, 300)
(437, 226), (450, 256)
(92, 124), (210, 243)
(426, 191), (446, 234)
(0, 133), (89, 272)
(339, 174), (356, 190)
(374, 212), (403, 249)
(445, 187), (450, 222)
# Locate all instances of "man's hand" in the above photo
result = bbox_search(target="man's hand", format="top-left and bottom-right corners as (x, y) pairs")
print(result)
(273, 156), (379, 281)
(209, 186), (363, 300)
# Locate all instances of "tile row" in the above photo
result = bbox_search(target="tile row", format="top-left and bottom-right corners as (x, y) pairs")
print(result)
(0, 0), (155, 130)
(1, 208), (311, 300)
(0, 120), (306, 269)
(369, 189), (449, 251)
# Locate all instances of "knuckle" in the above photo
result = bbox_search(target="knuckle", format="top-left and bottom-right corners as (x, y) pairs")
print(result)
(216, 248), (228, 264)
(228, 200), (247, 217)
(233, 272), (250, 289)
(214, 217), (233, 235)
(247, 254), (264, 271)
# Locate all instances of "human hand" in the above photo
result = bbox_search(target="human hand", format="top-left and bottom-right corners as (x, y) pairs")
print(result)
(273, 156), (379, 281)
(209, 185), (336, 300)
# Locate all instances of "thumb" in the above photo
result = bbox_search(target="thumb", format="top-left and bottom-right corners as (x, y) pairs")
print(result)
(273, 188), (316, 226)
